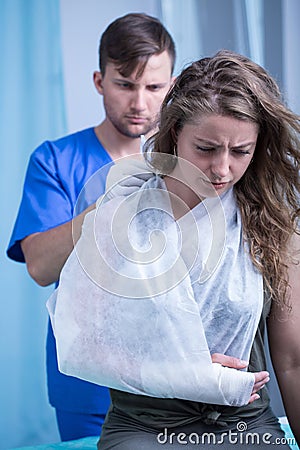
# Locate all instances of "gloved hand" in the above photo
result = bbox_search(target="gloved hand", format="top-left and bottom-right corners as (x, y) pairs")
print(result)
(99, 156), (154, 204)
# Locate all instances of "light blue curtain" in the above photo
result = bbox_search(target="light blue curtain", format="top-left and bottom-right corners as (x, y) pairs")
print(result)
(160, 0), (266, 75)
(159, 0), (204, 74)
(161, 0), (299, 116)
(282, 0), (300, 114)
(159, 0), (264, 70)
(0, 1), (66, 448)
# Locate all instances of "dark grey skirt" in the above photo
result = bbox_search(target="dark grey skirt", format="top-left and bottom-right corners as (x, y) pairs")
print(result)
(98, 405), (290, 449)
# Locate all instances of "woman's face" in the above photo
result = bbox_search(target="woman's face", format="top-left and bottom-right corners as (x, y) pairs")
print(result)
(175, 114), (258, 198)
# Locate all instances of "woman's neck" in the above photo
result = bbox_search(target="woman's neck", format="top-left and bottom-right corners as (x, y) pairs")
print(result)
(164, 175), (203, 219)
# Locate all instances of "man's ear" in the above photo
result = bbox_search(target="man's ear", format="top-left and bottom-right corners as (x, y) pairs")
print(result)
(93, 71), (104, 94)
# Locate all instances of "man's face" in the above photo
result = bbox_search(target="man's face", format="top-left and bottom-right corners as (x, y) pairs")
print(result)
(94, 51), (174, 138)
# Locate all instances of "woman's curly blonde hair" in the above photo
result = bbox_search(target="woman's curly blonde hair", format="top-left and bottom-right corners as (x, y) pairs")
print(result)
(145, 50), (300, 309)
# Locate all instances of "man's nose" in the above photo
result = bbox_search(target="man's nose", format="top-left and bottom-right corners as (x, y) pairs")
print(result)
(130, 89), (147, 111)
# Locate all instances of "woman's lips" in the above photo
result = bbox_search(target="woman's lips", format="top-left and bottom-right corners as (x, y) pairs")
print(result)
(211, 181), (230, 190)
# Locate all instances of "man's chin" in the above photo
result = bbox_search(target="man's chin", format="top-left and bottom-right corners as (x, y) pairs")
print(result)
(124, 132), (145, 139)
(121, 123), (156, 139)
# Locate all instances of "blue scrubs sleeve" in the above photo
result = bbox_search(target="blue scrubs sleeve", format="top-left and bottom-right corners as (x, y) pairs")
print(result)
(7, 142), (74, 262)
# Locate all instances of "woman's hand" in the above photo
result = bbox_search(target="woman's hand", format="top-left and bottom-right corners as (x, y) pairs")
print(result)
(211, 353), (269, 404)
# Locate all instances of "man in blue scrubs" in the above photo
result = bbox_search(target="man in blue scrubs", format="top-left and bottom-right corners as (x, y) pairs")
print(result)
(7, 13), (176, 441)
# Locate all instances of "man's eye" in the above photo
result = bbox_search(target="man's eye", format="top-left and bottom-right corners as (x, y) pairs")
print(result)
(117, 82), (131, 89)
(147, 85), (164, 92)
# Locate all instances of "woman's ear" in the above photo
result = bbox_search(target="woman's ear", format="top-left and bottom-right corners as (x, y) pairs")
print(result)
(93, 71), (104, 95)
(170, 126), (177, 143)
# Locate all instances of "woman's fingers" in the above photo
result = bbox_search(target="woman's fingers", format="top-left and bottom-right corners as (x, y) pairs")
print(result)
(211, 353), (248, 369)
(252, 371), (270, 393)
(248, 371), (269, 404)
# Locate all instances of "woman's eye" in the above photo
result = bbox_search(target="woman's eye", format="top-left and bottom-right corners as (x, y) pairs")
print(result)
(197, 147), (214, 152)
(233, 149), (250, 155)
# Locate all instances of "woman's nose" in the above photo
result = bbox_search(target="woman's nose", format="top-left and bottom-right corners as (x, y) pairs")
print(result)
(211, 153), (230, 179)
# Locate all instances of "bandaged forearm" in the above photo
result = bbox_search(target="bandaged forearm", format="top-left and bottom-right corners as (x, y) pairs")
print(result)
(47, 172), (262, 407)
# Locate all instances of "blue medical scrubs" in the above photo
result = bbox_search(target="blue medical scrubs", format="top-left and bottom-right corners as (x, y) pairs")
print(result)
(7, 128), (113, 439)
